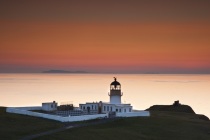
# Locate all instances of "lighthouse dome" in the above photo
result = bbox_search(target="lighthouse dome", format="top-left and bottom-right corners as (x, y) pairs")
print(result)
(111, 77), (121, 85)
(111, 80), (121, 85)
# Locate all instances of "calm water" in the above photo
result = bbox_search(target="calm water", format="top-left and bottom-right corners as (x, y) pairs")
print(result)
(0, 74), (209, 117)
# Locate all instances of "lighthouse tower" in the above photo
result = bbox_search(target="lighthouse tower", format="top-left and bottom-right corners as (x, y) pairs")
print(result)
(108, 77), (123, 104)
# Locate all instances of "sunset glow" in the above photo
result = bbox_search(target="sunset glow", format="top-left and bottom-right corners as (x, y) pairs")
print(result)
(0, 0), (210, 73)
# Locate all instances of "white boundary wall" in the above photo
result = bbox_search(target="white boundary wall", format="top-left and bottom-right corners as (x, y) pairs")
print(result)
(116, 111), (150, 117)
(11, 106), (42, 110)
(6, 107), (108, 122)
(6, 107), (150, 122)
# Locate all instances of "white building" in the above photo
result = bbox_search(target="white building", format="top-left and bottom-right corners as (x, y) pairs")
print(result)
(42, 101), (57, 111)
(79, 78), (133, 115)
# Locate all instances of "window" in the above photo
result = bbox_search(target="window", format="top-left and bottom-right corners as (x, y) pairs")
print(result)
(83, 106), (85, 110)
(111, 107), (112, 111)
(124, 109), (126, 112)
(129, 108), (131, 112)
(81, 106), (82, 109)
(51, 104), (53, 108)
(107, 106), (109, 111)
(119, 109), (121, 112)
(116, 109), (118, 112)
(104, 106), (106, 111)
(92, 105), (93, 110)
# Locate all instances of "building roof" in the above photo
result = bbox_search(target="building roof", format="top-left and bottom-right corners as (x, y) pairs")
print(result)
(80, 101), (131, 106)
(42, 101), (57, 104)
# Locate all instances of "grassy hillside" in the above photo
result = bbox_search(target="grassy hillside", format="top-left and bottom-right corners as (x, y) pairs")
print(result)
(36, 111), (210, 140)
(146, 104), (195, 114)
(0, 107), (64, 139)
(1, 106), (210, 140)
(146, 104), (209, 121)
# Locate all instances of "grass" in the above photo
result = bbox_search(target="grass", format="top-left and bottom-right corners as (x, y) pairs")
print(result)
(0, 107), (64, 139)
(36, 111), (210, 140)
(1, 106), (210, 140)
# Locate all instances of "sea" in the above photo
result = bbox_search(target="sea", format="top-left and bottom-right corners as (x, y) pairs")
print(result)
(0, 74), (209, 118)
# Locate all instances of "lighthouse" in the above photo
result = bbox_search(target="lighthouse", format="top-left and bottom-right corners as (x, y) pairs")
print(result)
(108, 77), (123, 104)
(80, 77), (133, 115)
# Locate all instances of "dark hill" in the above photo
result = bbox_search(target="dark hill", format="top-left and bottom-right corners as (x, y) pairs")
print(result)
(146, 101), (209, 121)
(38, 111), (210, 140)
(2, 104), (210, 140)
(0, 107), (64, 139)
(146, 105), (195, 114)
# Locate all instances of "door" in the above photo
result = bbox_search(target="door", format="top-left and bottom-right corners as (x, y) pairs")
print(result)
(87, 107), (90, 114)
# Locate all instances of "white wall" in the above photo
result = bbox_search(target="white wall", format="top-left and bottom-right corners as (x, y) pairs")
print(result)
(6, 107), (149, 122)
(80, 103), (98, 110)
(110, 95), (121, 104)
(10, 106), (42, 110)
(42, 103), (57, 111)
(6, 107), (108, 122)
(116, 111), (150, 117)
(102, 104), (132, 114)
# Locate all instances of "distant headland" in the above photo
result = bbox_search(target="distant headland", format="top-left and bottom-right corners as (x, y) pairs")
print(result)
(42, 70), (88, 74)
(146, 100), (209, 121)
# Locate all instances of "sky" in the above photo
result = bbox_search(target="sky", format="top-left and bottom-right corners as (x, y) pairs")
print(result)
(0, 0), (210, 73)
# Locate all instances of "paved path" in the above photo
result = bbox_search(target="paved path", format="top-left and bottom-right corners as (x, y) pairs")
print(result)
(21, 118), (118, 140)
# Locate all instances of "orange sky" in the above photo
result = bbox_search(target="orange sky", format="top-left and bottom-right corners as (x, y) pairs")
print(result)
(0, 0), (210, 73)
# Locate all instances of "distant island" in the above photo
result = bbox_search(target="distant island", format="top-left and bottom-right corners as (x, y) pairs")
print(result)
(42, 70), (88, 73)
